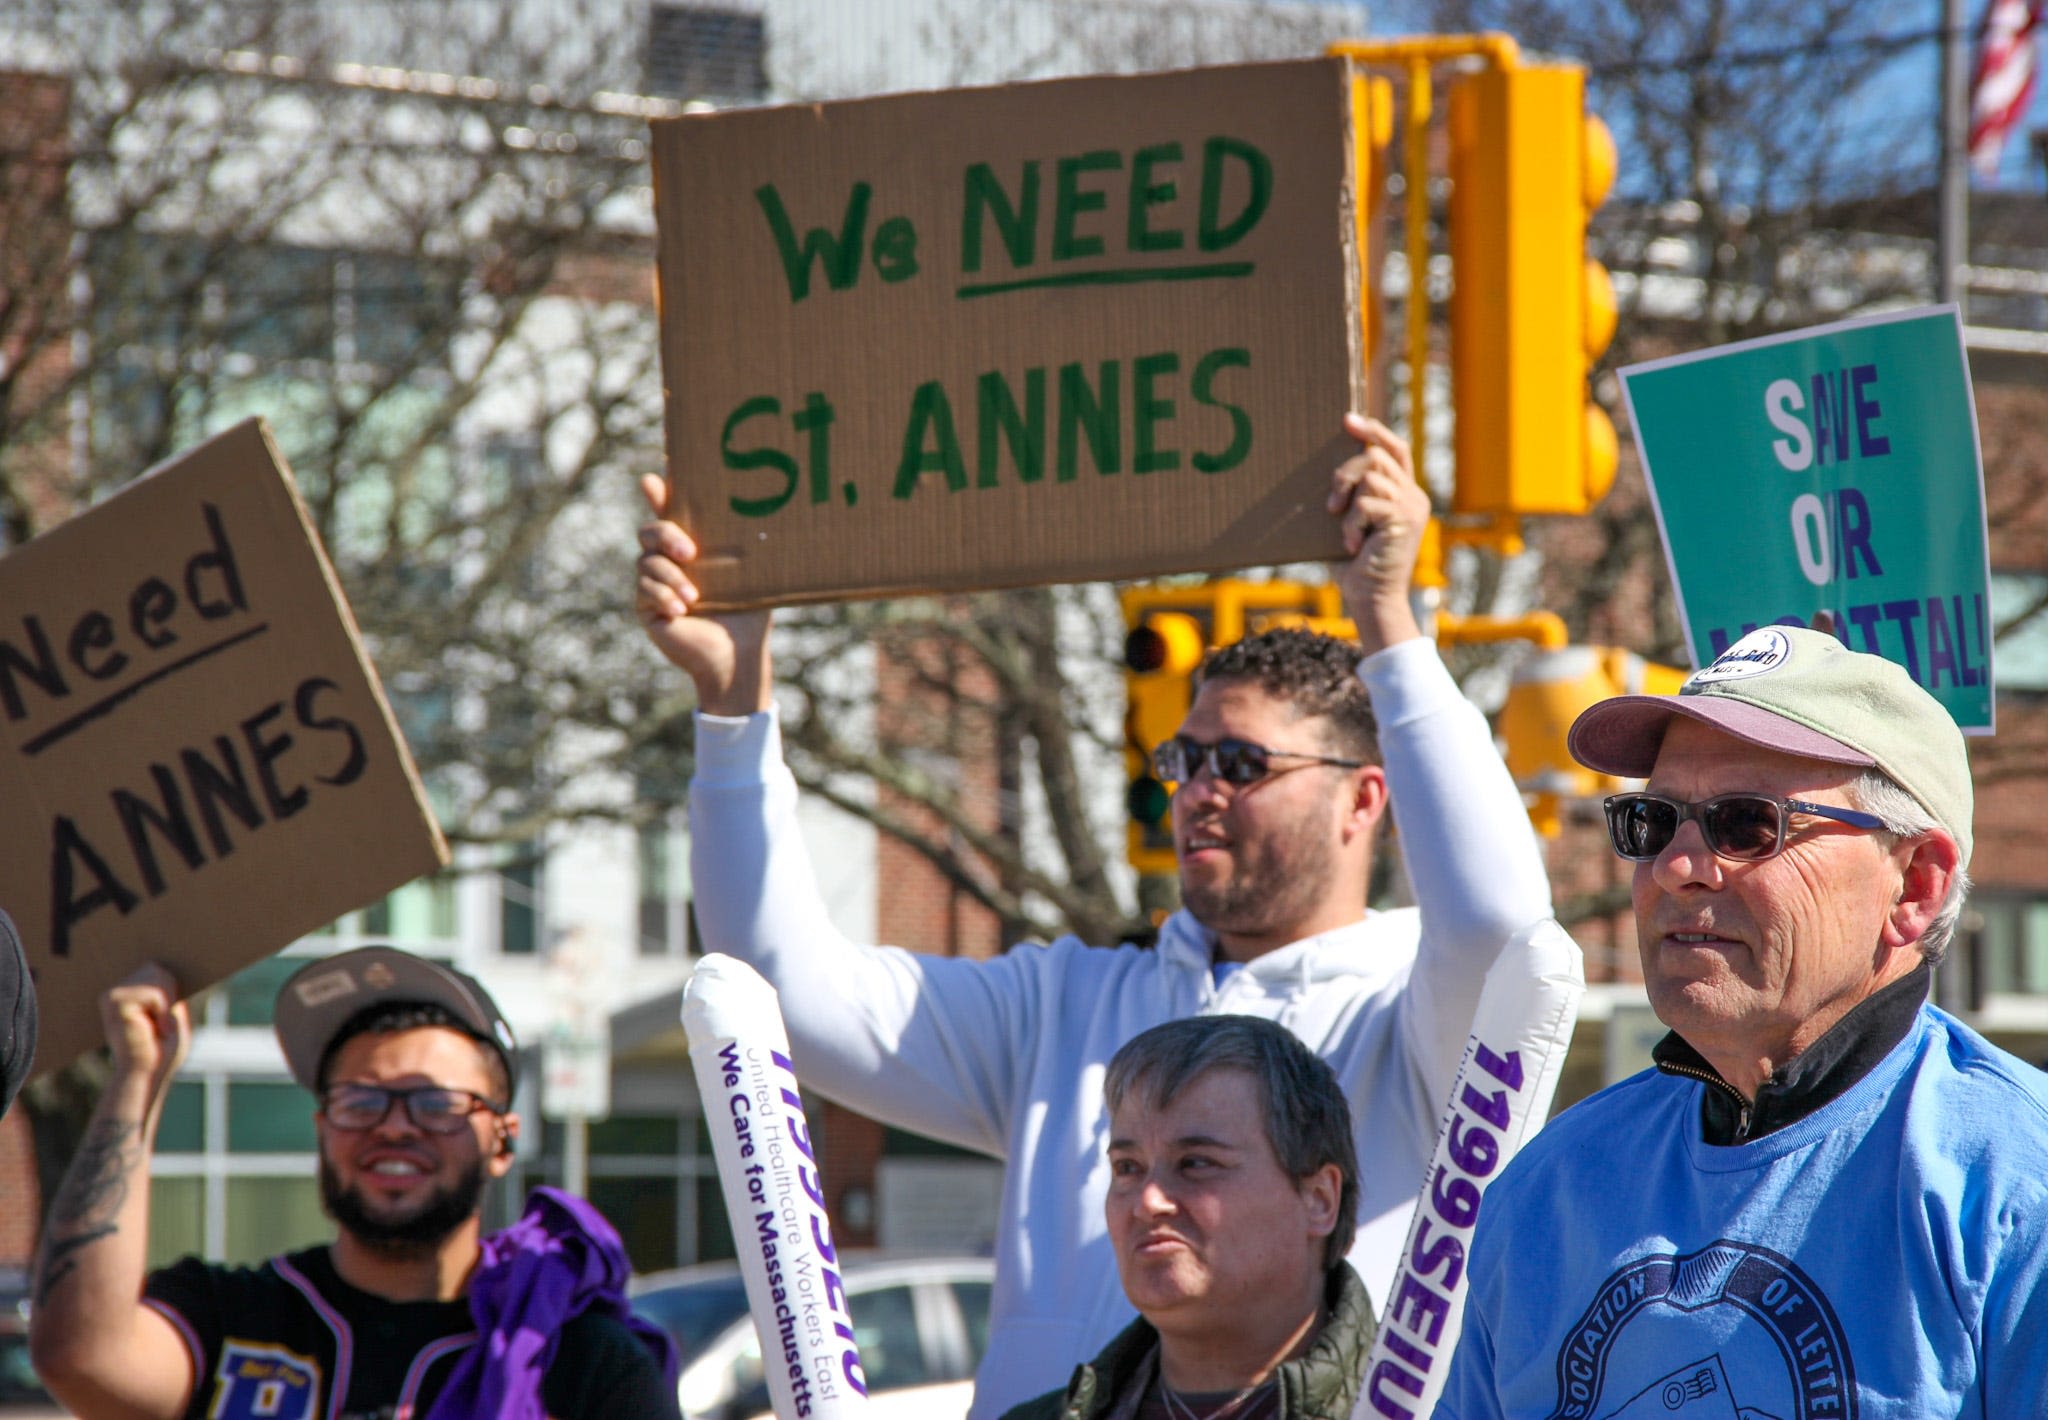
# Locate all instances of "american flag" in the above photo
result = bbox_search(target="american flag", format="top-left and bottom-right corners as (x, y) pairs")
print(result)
(1970, 0), (2046, 178)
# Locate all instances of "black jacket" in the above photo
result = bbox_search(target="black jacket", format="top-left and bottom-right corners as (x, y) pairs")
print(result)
(998, 1264), (1376, 1420)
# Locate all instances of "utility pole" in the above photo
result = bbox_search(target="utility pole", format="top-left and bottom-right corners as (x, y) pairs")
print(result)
(1938, 0), (1972, 309)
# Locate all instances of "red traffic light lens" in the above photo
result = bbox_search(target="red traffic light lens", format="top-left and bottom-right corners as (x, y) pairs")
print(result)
(1125, 627), (1168, 673)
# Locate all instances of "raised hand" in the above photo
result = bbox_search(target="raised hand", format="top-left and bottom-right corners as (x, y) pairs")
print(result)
(635, 473), (774, 715)
(1325, 413), (1427, 655)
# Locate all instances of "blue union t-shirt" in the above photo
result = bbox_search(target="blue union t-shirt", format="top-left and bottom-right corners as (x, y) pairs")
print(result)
(1437, 1005), (2048, 1420)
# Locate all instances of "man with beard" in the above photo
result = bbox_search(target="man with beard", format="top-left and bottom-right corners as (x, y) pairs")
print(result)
(29, 947), (678, 1420)
(634, 413), (1554, 1417)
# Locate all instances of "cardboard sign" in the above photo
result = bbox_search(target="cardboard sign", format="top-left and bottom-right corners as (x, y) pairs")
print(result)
(0, 420), (450, 1074)
(1619, 305), (1994, 731)
(651, 58), (1362, 608)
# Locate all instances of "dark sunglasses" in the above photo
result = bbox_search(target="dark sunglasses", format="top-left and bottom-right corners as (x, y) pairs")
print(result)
(1602, 791), (1885, 863)
(1152, 734), (1365, 787)
(322, 1083), (506, 1135)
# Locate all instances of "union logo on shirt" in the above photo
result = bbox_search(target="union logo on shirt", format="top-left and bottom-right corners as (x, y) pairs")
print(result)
(1546, 1241), (1856, 1420)
(210, 1339), (322, 1420)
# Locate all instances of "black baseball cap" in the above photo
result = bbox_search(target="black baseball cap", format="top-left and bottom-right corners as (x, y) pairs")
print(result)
(274, 947), (518, 1097)
(0, 909), (36, 1119)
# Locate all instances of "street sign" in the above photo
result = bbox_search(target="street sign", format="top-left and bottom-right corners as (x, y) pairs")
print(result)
(1619, 305), (1993, 732)
(541, 1027), (611, 1121)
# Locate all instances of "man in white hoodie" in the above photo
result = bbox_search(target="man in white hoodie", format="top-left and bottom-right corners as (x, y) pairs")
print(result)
(634, 413), (1553, 1419)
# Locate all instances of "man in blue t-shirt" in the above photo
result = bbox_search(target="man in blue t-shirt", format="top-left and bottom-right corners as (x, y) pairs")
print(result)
(1437, 626), (2048, 1418)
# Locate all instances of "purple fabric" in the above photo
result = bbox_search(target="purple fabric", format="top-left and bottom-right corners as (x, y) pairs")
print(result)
(426, 1186), (679, 1420)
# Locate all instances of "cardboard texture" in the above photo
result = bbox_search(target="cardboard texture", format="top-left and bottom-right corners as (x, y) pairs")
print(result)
(0, 419), (450, 1075)
(652, 58), (1362, 608)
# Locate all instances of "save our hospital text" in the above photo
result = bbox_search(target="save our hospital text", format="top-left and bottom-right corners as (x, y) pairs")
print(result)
(1699, 361), (1988, 693)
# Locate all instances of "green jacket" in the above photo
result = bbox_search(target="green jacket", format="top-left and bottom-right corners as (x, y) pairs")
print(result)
(998, 1265), (1376, 1420)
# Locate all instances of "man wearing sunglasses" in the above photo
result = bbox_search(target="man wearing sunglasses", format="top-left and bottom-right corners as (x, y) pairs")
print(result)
(637, 414), (1554, 1419)
(30, 947), (678, 1420)
(1440, 625), (2048, 1418)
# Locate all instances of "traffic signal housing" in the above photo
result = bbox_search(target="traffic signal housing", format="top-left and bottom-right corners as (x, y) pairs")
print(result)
(1447, 63), (1618, 518)
(1497, 645), (1687, 834)
(1123, 607), (1205, 875)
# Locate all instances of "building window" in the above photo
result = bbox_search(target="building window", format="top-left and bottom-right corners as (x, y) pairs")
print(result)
(500, 844), (543, 955)
(590, 1176), (681, 1274)
(147, 1178), (207, 1270)
(638, 814), (692, 956)
(224, 956), (317, 1028)
(646, 3), (768, 103)
(223, 1177), (327, 1267)
(1974, 896), (2048, 996)
(227, 1082), (318, 1153)
(532, 1113), (695, 1271)
(1992, 572), (2048, 691)
(694, 1172), (737, 1262)
(364, 874), (460, 943)
(158, 1082), (206, 1152)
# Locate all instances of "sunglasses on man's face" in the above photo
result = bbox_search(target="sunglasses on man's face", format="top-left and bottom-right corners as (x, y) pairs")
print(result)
(1151, 734), (1365, 787)
(321, 1083), (505, 1135)
(1602, 791), (1886, 863)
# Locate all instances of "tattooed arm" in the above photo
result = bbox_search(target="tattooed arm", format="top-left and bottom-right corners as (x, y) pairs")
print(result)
(28, 964), (199, 1420)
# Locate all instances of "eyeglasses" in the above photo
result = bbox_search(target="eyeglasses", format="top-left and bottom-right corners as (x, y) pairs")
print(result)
(1602, 791), (1886, 863)
(321, 1083), (506, 1135)
(1152, 735), (1365, 787)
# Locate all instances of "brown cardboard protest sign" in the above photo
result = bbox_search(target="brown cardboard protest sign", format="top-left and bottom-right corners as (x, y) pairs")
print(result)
(652, 58), (1361, 609)
(0, 420), (449, 1075)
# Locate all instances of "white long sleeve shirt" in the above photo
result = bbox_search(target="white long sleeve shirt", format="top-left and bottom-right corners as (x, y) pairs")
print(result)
(687, 635), (1553, 1419)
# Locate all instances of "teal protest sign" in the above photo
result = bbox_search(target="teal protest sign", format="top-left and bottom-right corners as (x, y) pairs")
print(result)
(1619, 305), (1993, 732)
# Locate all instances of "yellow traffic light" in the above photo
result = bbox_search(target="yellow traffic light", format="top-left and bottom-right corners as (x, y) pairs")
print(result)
(1497, 646), (1688, 834)
(1123, 609), (1206, 875)
(1447, 63), (1617, 517)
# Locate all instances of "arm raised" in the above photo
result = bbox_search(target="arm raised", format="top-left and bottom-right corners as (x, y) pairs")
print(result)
(29, 964), (201, 1420)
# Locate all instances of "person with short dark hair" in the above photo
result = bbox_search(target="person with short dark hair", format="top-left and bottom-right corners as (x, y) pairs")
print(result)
(636, 414), (1554, 1418)
(1440, 627), (2048, 1417)
(29, 947), (679, 1420)
(1003, 1017), (1376, 1420)
(0, 909), (35, 1121)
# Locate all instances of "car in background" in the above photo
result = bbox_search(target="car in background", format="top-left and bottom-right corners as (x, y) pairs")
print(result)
(631, 1254), (993, 1420)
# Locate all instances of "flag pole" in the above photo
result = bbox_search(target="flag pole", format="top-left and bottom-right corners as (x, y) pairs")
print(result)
(1939, 0), (1971, 310)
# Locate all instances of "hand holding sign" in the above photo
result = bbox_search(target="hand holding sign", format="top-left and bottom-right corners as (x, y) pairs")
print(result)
(635, 473), (773, 716)
(1328, 413), (1427, 655)
(100, 962), (190, 1111)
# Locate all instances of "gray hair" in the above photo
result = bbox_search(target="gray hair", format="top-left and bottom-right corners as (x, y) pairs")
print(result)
(1103, 1015), (1357, 1271)
(1848, 769), (1971, 967)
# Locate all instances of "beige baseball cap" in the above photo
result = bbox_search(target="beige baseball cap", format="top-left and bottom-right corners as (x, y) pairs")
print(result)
(1568, 625), (1972, 866)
